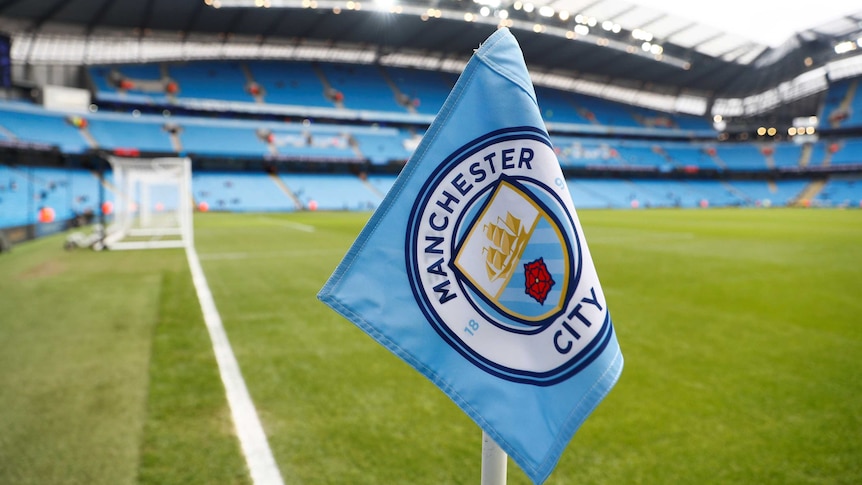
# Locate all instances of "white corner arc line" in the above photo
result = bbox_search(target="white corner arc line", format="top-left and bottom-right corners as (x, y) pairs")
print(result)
(186, 246), (285, 485)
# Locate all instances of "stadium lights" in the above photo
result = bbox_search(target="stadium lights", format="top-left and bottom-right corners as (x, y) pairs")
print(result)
(834, 41), (857, 54)
(538, 6), (554, 17)
(196, 0), (695, 71)
(632, 29), (653, 41)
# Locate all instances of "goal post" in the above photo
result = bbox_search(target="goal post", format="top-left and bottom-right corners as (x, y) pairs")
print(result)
(102, 156), (193, 250)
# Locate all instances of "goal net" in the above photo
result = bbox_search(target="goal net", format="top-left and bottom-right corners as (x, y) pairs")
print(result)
(103, 156), (193, 250)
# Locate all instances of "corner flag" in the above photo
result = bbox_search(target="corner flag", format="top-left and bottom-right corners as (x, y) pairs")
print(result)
(318, 27), (623, 484)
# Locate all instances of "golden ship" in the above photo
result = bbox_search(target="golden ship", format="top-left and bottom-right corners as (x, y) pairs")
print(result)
(482, 212), (529, 283)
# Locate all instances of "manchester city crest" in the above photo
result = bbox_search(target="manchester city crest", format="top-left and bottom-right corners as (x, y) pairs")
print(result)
(406, 127), (613, 386)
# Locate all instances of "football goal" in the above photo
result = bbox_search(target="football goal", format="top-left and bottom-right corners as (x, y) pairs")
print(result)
(102, 156), (193, 250)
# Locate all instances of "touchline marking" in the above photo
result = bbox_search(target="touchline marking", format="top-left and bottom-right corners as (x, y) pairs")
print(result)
(186, 246), (285, 485)
(199, 248), (342, 261)
(255, 216), (316, 232)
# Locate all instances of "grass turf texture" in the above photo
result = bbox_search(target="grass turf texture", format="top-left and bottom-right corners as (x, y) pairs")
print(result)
(1, 208), (860, 484)
(0, 233), (249, 485)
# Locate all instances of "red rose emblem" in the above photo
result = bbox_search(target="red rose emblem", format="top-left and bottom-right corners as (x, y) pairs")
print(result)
(524, 258), (555, 305)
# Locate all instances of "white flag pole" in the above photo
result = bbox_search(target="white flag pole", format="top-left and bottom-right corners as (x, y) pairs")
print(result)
(481, 431), (508, 485)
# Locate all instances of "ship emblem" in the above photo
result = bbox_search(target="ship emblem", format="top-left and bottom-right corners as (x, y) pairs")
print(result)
(453, 177), (570, 326)
(482, 212), (529, 284)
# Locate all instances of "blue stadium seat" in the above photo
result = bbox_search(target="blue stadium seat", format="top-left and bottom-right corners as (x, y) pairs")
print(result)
(87, 117), (175, 152)
(317, 63), (404, 112)
(193, 172), (296, 212)
(385, 67), (457, 116)
(830, 139), (862, 165)
(715, 145), (768, 171)
(280, 173), (381, 211)
(816, 178), (862, 207)
(247, 61), (333, 107)
(350, 127), (414, 164)
(535, 87), (592, 125)
(167, 62), (253, 102)
(0, 105), (90, 154)
(179, 121), (268, 158)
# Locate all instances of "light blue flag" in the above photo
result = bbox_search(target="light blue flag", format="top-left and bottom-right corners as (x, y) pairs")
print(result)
(318, 27), (623, 484)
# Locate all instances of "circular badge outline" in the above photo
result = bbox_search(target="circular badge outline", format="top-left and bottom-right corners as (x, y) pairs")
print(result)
(405, 127), (612, 386)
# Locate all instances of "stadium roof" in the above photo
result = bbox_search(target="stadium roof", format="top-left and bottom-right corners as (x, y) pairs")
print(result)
(1, 0), (862, 118)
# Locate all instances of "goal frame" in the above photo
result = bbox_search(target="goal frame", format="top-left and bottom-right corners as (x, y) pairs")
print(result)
(102, 156), (193, 250)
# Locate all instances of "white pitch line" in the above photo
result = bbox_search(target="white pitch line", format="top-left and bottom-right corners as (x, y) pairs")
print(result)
(255, 216), (316, 233)
(185, 246), (285, 485)
(282, 220), (315, 232)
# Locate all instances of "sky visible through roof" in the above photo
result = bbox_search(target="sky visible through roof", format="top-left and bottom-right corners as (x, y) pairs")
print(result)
(633, 0), (860, 47)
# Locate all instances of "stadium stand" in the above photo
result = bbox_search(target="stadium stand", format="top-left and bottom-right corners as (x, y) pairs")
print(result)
(192, 171), (296, 212)
(279, 173), (381, 211)
(821, 78), (861, 129)
(0, 165), (103, 228)
(386, 67), (459, 116)
(88, 64), (170, 105)
(715, 144), (769, 171)
(816, 177), (862, 206)
(316, 63), (405, 112)
(1, 66), (861, 237)
(87, 116), (175, 153)
(166, 62), (253, 103)
(0, 103), (91, 154)
(246, 61), (333, 107)
(830, 139), (862, 165)
(84, 60), (718, 136)
(770, 143), (804, 168)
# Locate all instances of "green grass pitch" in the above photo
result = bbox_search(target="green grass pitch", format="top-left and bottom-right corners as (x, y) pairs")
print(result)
(1, 208), (860, 484)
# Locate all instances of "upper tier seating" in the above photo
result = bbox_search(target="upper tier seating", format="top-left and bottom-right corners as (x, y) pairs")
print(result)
(246, 61), (332, 107)
(821, 77), (862, 129)
(535, 87), (593, 125)
(386, 67), (458, 116)
(166, 62), (253, 102)
(87, 61), (715, 133)
(317, 63), (404, 112)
